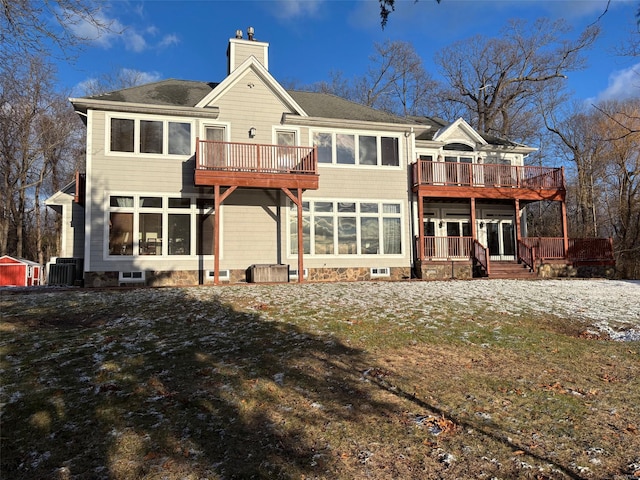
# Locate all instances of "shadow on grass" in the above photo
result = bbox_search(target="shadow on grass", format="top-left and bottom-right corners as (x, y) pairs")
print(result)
(0, 287), (393, 479)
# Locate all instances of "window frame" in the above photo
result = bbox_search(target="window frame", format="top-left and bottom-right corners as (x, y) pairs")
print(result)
(310, 129), (402, 168)
(106, 113), (194, 157)
(104, 193), (223, 260)
(288, 199), (404, 257)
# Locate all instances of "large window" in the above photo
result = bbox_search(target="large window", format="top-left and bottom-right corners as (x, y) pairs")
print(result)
(289, 200), (402, 256)
(107, 195), (211, 257)
(109, 116), (192, 156)
(312, 131), (400, 167)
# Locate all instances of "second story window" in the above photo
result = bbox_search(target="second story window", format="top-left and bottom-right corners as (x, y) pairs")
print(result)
(312, 131), (400, 167)
(109, 116), (192, 156)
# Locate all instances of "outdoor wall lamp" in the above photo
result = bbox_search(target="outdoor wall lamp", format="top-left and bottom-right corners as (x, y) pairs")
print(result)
(439, 221), (444, 228)
(249, 127), (256, 138)
(479, 221), (485, 228)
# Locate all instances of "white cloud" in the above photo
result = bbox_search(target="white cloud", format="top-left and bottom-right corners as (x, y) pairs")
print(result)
(272, 0), (324, 19)
(158, 34), (180, 48)
(592, 62), (640, 102)
(123, 29), (147, 52)
(73, 69), (162, 97)
(65, 9), (124, 48)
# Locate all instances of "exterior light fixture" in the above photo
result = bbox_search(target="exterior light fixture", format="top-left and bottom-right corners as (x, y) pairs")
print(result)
(439, 221), (444, 228)
(249, 127), (256, 138)
(479, 221), (484, 228)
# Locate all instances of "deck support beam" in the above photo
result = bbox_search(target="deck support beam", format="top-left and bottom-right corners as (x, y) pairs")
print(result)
(213, 185), (237, 286)
(282, 187), (305, 283)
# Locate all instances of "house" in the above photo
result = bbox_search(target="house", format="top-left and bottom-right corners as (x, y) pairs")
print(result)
(0, 255), (42, 287)
(46, 28), (614, 287)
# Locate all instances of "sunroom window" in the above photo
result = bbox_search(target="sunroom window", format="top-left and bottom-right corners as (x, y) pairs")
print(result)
(312, 131), (400, 167)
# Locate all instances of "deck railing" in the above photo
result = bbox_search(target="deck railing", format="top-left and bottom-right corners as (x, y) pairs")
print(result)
(412, 160), (564, 190)
(520, 237), (614, 262)
(473, 240), (490, 276)
(517, 239), (537, 271)
(420, 236), (473, 259)
(196, 139), (317, 175)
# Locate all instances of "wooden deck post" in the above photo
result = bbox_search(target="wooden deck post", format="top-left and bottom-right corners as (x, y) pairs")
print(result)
(212, 185), (237, 285)
(514, 198), (521, 247)
(470, 197), (477, 241)
(561, 199), (569, 258)
(282, 187), (305, 283)
(417, 194), (425, 261)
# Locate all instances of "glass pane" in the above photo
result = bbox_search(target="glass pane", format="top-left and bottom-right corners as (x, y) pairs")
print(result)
(462, 222), (472, 237)
(383, 217), (401, 254)
(140, 120), (163, 154)
(140, 197), (162, 208)
(314, 216), (334, 254)
(168, 214), (190, 255)
(382, 203), (400, 214)
(110, 118), (134, 152)
(197, 213), (215, 255)
(502, 222), (515, 256)
(314, 202), (333, 213)
(110, 196), (133, 208)
(446, 222), (461, 237)
(487, 223), (500, 255)
(277, 131), (295, 146)
(169, 198), (191, 209)
(338, 202), (356, 213)
(360, 203), (378, 214)
(359, 136), (377, 165)
(290, 215), (310, 255)
(336, 134), (355, 164)
(425, 220), (435, 237)
(360, 217), (379, 254)
(337, 217), (356, 254)
(313, 132), (332, 164)
(205, 126), (225, 141)
(139, 213), (162, 255)
(381, 137), (399, 166)
(169, 122), (191, 155)
(109, 212), (133, 255)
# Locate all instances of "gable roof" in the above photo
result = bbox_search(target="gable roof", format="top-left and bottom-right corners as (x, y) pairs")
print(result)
(71, 79), (529, 150)
(195, 55), (307, 116)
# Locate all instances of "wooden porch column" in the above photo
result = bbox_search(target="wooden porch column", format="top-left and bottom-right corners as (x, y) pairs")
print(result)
(417, 194), (424, 261)
(212, 185), (237, 285)
(561, 199), (569, 257)
(514, 198), (521, 245)
(282, 187), (305, 283)
(470, 197), (477, 240)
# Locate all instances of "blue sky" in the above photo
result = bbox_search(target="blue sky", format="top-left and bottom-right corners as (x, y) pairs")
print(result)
(59, 0), (639, 106)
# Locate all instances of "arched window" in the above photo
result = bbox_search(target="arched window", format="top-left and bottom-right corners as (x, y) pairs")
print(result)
(443, 142), (474, 152)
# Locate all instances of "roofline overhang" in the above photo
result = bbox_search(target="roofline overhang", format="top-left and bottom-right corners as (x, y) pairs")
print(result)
(281, 113), (430, 133)
(69, 98), (220, 119)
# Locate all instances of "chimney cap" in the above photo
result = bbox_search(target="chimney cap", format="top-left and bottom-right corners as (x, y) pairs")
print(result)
(247, 26), (255, 40)
(235, 29), (243, 39)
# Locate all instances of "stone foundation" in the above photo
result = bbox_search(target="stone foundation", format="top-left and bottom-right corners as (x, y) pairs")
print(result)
(415, 260), (473, 280)
(538, 261), (615, 279)
(83, 266), (413, 287)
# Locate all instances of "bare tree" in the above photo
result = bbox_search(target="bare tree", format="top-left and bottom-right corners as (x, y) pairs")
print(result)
(0, 0), (114, 66)
(434, 18), (600, 143)
(0, 56), (82, 259)
(596, 99), (640, 278)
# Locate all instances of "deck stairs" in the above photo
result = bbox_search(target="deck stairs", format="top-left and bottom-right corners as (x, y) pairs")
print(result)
(486, 261), (537, 280)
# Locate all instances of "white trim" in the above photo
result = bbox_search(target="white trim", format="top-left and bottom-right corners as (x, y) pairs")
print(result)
(205, 269), (230, 282)
(370, 267), (391, 277)
(288, 268), (308, 280)
(84, 109), (93, 272)
(119, 271), (145, 284)
(287, 198), (405, 258)
(228, 38), (269, 72)
(104, 112), (195, 158)
(102, 192), (223, 261)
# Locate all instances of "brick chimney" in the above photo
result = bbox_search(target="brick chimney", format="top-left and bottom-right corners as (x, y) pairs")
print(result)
(227, 27), (269, 74)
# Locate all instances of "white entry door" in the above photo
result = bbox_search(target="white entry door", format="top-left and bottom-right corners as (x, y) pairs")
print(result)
(484, 219), (516, 261)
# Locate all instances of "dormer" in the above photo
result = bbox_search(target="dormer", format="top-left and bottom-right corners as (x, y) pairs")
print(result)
(227, 27), (269, 74)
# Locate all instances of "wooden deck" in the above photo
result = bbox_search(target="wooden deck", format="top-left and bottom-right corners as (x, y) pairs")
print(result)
(194, 139), (319, 190)
(412, 160), (565, 201)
